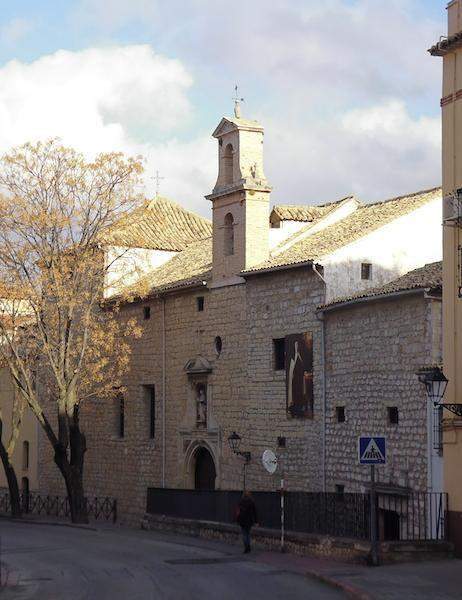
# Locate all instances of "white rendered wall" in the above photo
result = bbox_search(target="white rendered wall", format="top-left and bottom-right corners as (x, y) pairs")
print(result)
(105, 246), (177, 297)
(322, 198), (442, 303)
(269, 198), (360, 251)
(269, 220), (306, 249)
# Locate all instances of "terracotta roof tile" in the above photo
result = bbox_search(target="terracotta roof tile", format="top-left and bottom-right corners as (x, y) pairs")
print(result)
(107, 197), (212, 251)
(320, 261), (442, 309)
(133, 237), (212, 296)
(271, 196), (355, 223)
(245, 187), (441, 274)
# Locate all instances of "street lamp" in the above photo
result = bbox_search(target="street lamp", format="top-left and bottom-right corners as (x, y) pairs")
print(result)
(418, 366), (462, 417)
(228, 431), (251, 491)
(227, 431), (251, 463)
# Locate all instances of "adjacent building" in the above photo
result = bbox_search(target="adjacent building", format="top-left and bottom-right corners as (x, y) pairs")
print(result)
(321, 263), (443, 516)
(0, 368), (39, 496)
(430, 0), (462, 555)
(38, 110), (443, 525)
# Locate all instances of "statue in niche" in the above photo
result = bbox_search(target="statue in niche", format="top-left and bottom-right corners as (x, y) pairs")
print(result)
(196, 384), (207, 426)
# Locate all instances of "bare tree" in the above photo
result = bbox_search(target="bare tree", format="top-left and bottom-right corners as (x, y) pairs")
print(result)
(0, 140), (143, 523)
(0, 367), (25, 518)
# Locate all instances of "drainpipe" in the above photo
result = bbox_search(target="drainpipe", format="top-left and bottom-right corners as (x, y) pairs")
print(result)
(312, 264), (327, 493)
(161, 296), (166, 488)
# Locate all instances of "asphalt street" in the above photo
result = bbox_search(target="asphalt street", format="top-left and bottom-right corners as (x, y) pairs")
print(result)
(0, 520), (345, 599)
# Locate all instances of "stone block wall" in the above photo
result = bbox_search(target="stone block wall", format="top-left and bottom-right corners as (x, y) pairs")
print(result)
(323, 293), (442, 493)
(38, 265), (327, 524)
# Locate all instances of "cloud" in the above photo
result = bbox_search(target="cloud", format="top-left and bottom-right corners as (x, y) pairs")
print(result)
(263, 99), (440, 204)
(0, 1), (444, 215)
(67, 0), (442, 209)
(0, 18), (33, 45)
(0, 44), (217, 211)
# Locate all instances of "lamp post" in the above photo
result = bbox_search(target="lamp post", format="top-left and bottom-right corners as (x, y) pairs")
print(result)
(418, 366), (462, 416)
(228, 431), (251, 490)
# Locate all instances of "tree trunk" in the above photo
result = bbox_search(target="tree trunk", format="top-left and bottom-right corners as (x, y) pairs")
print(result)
(0, 436), (21, 519)
(54, 413), (88, 524)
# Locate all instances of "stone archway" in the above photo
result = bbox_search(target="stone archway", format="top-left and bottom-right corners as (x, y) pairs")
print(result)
(194, 447), (216, 490)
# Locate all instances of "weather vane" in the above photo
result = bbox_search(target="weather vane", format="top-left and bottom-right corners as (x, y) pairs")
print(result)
(233, 84), (244, 118)
(151, 170), (165, 198)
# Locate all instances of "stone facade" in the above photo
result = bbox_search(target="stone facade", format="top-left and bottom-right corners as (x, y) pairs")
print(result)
(37, 111), (444, 525)
(323, 291), (443, 494)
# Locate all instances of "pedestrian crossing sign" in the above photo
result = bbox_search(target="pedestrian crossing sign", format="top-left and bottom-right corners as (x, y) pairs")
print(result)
(358, 436), (386, 465)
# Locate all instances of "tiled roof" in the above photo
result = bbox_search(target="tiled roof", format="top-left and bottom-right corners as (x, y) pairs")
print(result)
(131, 237), (213, 297)
(271, 196), (355, 223)
(321, 261), (442, 310)
(106, 197), (212, 251)
(245, 187), (441, 274)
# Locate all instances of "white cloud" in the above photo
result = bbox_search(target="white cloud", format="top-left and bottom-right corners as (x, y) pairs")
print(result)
(263, 100), (440, 205)
(67, 0), (442, 209)
(0, 18), (33, 45)
(0, 0), (444, 216)
(0, 45), (217, 212)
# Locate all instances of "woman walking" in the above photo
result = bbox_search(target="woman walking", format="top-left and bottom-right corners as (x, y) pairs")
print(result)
(236, 491), (258, 553)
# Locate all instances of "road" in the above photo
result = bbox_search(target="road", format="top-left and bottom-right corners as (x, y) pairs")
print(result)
(0, 520), (345, 599)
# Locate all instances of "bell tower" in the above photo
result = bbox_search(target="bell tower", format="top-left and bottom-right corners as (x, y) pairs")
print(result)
(206, 104), (271, 287)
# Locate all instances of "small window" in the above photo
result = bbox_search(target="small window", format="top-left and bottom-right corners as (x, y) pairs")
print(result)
(277, 436), (286, 448)
(433, 405), (443, 451)
(361, 263), (372, 280)
(335, 484), (345, 496)
(197, 296), (204, 312)
(336, 406), (345, 423)
(388, 406), (399, 425)
(273, 338), (285, 371)
(115, 391), (125, 438)
(215, 336), (223, 355)
(143, 385), (156, 439)
(143, 306), (151, 320)
(22, 441), (29, 470)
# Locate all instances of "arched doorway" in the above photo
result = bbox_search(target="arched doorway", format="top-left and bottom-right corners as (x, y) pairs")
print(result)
(194, 447), (216, 490)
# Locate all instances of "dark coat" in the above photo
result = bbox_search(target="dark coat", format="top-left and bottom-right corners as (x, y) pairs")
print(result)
(237, 496), (258, 529)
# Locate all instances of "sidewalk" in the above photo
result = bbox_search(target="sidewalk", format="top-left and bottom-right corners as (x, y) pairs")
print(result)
(256, 551), (462, 599)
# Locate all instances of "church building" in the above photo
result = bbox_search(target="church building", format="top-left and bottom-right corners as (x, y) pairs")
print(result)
(38, 107), (443, 524)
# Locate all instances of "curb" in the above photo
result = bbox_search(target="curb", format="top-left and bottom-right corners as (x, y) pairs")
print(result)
(0, 515), (97, 531)
(304, 569), (373, 600)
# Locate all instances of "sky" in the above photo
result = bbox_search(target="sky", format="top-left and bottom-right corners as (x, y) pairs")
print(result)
(0, 0), (448, 216)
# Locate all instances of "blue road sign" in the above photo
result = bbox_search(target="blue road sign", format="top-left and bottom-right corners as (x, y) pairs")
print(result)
(358, 436), (386, 465)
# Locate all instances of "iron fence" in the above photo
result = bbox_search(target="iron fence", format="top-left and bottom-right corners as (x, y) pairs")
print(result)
(0, 490), (117, 523)
(147, 488), (371, 539)
(378, 491), (447, 541)
(146, 487), (448, 542)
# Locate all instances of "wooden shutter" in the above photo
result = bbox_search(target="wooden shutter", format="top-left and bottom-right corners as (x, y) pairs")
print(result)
(285, 332), (314, 418)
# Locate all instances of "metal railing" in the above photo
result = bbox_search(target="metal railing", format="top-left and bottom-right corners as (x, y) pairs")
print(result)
(146, 487), (448, 542)
(0, 490), (117, 523)
(378, 491), (447, 541)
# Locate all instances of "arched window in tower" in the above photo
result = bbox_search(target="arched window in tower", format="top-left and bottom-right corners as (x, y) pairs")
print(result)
(224, 213), (234, 256)
(223, 143), (234, 185)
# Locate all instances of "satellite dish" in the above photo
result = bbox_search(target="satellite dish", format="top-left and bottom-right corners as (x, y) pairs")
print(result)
(262, 449), (278, 474)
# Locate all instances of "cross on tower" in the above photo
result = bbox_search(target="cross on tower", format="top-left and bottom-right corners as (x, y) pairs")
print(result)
(232, 84), (244, 118)
(151, 170), (165, 198)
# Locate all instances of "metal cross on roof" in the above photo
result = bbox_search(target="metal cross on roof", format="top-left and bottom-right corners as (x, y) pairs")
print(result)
(233, 84), (244, 118)
(151, 170), (165, 198)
